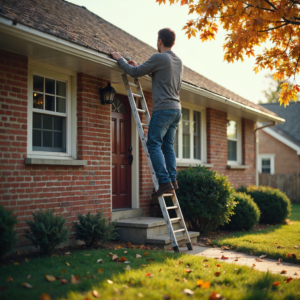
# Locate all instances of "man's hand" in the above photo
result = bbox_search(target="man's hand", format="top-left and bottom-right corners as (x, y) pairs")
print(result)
(110, 52), (122, 60)
(128, 60), (138, 67)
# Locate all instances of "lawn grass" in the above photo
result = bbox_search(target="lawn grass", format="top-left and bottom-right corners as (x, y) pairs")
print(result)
(1, 248), (299, 300)
(213, 204), (300, 264)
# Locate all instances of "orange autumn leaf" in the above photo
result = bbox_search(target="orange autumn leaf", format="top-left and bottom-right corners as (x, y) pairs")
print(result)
(273, 281), (280, 286)
(179, 260), (182, 265)
(286, 253), (292, 258)
(216, 264), (222, 268)
(145, 273), (152, 277)
(119, 256), (127, 262)
(197, 279), (204, 286)
(143, 252), (148, 256)
(158, 269), (162, 272)
(221, 255), (228, 260)
(202, 281), (211, 289)
(40, 293), (52, 300)
(184, 269), (192, 273)
(209, 291), (221, 300)
(286, 277), (293, 283)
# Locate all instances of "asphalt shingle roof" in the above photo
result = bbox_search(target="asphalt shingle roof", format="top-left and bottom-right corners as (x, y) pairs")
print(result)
(0, 0), (278, 117)
(260, 102), (300, 145)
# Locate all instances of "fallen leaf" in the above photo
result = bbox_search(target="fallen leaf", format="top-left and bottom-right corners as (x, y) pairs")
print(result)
(216, 264), (222, 268)
(60, 279), (68, 284)
(197, 279), (204, 286)
(13, 262), (19, 265)
(215, 272), (221, 276)
(277, 246), (285, 249)
(259, 255), (267, 259)
(136, 254), (142, 258)
(158, 268), (162, 272)
(98, 268), (103, 274)
(278, 258), (283, 263)
(143, 252), (148, 256)
(116, 245), (122, 249)
(286, 253), (292, 258)
(97, 259), (103, 263)
(45, 275), (56, 282)
(202, 281), (210, 289)
(214, 257), (219, 259)
(61, 269), (67, 274)
(124, 265), (131, 271)
(273, 281), (280, 286)
(209, 291), (222, 300)
(286, 277), (293, 283)
(112, 255), (119, 261)
(6, 276), (13, 282)
(253, 264), (256, 267)
(221, 255), (228, 259)
(119, 256), (127, 262)
(294, 272), (298, 275)
(40, 293), (52, 300)
(141, 264), (147, 267)
(22, 282), (33, 288)
(294, 246), (299, 249)
(124, 251), (128, 254)
(145, 273), (153, 277)
(183, 288), (194, 295)
(234, 259), (238, 261)
(107, 279), (113, 284)
(66, 262), (70, 266)
(221, 245), (230, 250)
(70, 275), (81, 284)
(179, 260), (182, 265)
(255, 258), (263, 262)
(65, 252), (71, 255)
(184, 269), (192, 273)
(281, 270), (287, 274)
(92, 290), (99, 298)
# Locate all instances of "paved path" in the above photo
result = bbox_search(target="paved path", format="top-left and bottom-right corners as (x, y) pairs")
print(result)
(179, 246), (300, 279)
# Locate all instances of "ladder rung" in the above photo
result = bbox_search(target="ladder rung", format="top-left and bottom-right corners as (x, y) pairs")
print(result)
(141, 123), (149, 127)
(129, 82), (139, 88)
(167, 206), (178, 210)
(136, 108), (146, 113)
(170, 217), (181, 223)
(173, 228), (186, 234)
(132, 93), (142, 98)
(162, 193), (174, 197)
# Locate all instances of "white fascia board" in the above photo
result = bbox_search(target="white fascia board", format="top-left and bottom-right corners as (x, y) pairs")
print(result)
(0, 15), (285, 124)
(263, 127), (300, 155)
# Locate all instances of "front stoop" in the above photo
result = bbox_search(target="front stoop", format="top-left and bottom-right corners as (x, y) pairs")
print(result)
(116, 217), (200, 249)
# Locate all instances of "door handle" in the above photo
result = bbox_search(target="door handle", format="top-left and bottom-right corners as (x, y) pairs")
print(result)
(128, 146), (133, 166)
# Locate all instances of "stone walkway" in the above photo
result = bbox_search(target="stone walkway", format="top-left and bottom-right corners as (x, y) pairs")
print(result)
(179, 246), (300, 279)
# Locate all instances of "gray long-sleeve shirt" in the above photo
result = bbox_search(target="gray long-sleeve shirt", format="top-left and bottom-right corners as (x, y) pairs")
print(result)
(117, 51), (182, 112)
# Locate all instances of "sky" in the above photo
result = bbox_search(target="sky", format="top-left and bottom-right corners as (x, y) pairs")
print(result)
(68, 0), (274, 104)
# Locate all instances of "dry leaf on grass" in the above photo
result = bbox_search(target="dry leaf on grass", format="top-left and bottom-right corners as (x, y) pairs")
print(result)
(70, 275), (81, 284)
(65, 262), (70, 266)
(286, 277), (293, 283)
(119, 256), (127, 262)
(183, 288), (194, 295)
(136, 254), (142, 258)
(124, 251), (128, 254)
(45, 275), (56, 282)
(22, 282), (33, 288)
(143, 252), (148, 256)
(184, 269), (192, 273)
(107, 279), (113, 284)
(273, 281), (280, 286)
(65, 252), (71, 255)
(98, 268), (103, 274)
(202, 281), (210, 289)
(6, 276), (13, 282)
(40, 293), (52, 300)
(60, 279), (68, 284)
(124, 265), (131, 271)
(159, 268), (162, 272)
(92, 290), (99, 298)
(294, 246), (299, 249)
(209, 291), (222, 300)
(97, 259), (103, 263)
(216, 264), (222, 268)
(112, 255), (119, 261)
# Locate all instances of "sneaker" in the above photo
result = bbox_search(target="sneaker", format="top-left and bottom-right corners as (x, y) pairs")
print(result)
(151, 182), (174, 199)
(172, 181), (179, 190)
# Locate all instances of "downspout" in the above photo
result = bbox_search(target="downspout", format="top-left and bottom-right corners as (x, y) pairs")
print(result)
(254, 122), (276, 186)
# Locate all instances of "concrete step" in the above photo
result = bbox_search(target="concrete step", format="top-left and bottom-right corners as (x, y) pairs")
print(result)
(116, 217), (200, 249)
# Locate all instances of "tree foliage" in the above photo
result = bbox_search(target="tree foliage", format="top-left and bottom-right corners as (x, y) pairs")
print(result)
(156, 0), (300, 107)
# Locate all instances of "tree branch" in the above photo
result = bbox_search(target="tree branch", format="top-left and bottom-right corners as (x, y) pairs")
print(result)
(258, 23), (287, 32)
(263, 0), (278, 10)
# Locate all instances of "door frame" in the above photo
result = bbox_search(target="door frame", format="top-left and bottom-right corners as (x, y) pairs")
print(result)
(110, 95), (139, 212)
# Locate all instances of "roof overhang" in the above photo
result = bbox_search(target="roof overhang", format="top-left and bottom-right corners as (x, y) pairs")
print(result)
(263, 127), (300, 155)
(0, 15), (285, 124)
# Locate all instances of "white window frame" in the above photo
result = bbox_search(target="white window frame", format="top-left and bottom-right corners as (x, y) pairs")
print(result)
(27, 62), (77, 160)
(258, 154), (275, 175)
(227, 115), (242, 165)
(176, 103), (207, 165)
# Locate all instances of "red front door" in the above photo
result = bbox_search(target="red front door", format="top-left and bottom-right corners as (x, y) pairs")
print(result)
(111, 94), (132, 209)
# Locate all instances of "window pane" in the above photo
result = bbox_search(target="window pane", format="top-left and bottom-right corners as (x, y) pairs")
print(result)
(54, 132), (62, 148)
(182, 108), (190, 159)
(56, 97), (66, 113)
(56, 81), (66, 97)
(43, 114), (52, 130)
(54, 116), (63, 131)
(174, 128), (178, 158)
(33, 93), (43, 109)
(43, 131), (52, 147)
(227, 120), (237, 139)
(262, 159), (271, 166)
(33, 129), (41, 147)
(33, 75), (44, 92)
(45, 78), (55, 94)
(228, 140), (237, 161)
(33, 113), (42, 129)
(45, 95), (55, 111)
(193, 111), (201, 160)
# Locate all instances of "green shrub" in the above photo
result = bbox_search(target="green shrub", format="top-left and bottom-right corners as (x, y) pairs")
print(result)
(24, 209), (69, 255)
(0, 206), (17, 257)
(237, 185), (292, 224)
(73, 211), (118, 247)
(222, 192), (261, 231)
(176, 166), (236, 232)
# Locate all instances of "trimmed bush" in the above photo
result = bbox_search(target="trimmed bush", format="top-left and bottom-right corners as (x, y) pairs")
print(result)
(24, 209), (69, 255)
(176, 166), (236, 232)
(73, 211), (118, 247)
(0, 206), (17, 257)
(222, 192), (261, 231)
(237, 185), (292, 224)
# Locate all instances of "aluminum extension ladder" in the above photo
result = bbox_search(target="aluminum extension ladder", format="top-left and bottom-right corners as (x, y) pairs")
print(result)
(121, 73), (193, 253)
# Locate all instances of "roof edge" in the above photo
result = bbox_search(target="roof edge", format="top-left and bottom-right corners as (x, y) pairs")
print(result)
(0, 15), (285, 124)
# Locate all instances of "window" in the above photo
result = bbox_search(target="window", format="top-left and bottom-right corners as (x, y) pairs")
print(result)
(227, 117), (242, 165)
(258, 154), (275, 174)
(27, 64), (76, 159)
(175, 106), (206, 164)
(111, 98), (126, 113)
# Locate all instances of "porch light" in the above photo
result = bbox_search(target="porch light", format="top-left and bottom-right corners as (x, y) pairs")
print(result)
(99, 82), (116, 105)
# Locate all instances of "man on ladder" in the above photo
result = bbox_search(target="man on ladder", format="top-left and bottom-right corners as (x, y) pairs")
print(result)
(111, 28), (182, 199)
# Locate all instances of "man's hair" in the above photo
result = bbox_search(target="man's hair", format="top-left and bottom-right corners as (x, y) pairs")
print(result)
(158, 28), (176, 48)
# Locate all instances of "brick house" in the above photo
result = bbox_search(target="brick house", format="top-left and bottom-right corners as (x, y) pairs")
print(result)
(0, 0), (284, 248)
(258, 102), (300, 175)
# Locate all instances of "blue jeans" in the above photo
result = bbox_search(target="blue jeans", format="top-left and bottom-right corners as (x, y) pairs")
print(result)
(146, 109), (181, 184)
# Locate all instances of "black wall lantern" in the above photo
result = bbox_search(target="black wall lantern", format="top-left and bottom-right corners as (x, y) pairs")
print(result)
(99, 82), (116, 105)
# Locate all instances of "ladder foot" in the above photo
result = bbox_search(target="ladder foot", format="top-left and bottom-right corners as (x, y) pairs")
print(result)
(186, 242), (193, 251)
(173, 246), (180, 253)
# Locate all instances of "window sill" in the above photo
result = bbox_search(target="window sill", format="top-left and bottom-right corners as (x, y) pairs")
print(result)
(227, 164), (250, 170)
(25, 158), (88, 166)
(177, 162), (214, 168)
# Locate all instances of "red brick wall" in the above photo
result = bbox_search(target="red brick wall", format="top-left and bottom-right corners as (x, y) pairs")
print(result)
(0, 49), (112, 246)
(206, 108), (256, 189)
(259, 129), (300, 174)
